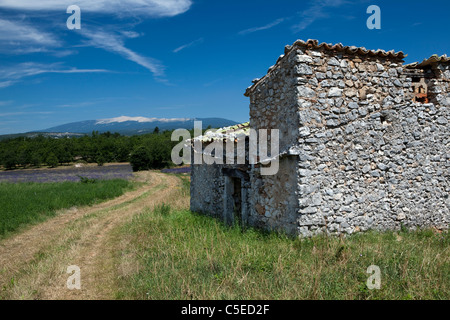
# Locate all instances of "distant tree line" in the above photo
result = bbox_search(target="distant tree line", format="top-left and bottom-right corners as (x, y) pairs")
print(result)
(0, 128), (196, 172)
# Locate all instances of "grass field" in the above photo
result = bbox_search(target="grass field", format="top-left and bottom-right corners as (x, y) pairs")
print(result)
(0, 179), (133, 238)
(0, 172), (447, 300)
(115, 176), (449, 300)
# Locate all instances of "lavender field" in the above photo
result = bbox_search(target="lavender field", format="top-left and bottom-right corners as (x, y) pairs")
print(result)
(0, 164), (134, 183)
(160, 166), (191, 174)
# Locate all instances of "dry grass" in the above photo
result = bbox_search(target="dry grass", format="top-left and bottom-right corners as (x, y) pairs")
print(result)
(0, 171), (181, 300)
(115, 177), (449, 300)
(1, 171), (448, 300)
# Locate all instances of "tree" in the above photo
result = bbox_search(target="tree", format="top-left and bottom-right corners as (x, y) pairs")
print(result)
(146, 136), (170, 169)
(0, 128), (180, 171)
(96, 154), (106, 167)
(130, 146), (150, 172)
(30, 152), (42, 168)
(2, 150), (17, 170)
(46, 152), (59, 168)
(55, 142), (72, 165)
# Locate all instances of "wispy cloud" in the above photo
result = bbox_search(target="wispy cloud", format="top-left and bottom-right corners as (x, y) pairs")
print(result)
(0, 18), (59, 46)
(238, 18), (286, 36)
(0, 111), (53, 117)
(173, 38), (204, 53)
(203, 78), (222, 87)
(0, 62), (109, 88)
(0, 0), (193, 83)
(56, 101), (97, 109)
(0, 81), (15, 88)
(0, 101), (13, 106)
(292, 0), (349, 32)
(83, 29), (165, 79)
(0, 0), (192, 18)
(0, 18), (61, 54)
(54, 97), (128, 108)
(120, 31), (142, 39)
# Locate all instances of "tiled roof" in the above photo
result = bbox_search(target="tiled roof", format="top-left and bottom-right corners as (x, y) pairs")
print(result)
(245, 39), (407, 96)
(405, 54), (450, 69)
(285, 39), (406, 59)
(189, 122), (250, 144)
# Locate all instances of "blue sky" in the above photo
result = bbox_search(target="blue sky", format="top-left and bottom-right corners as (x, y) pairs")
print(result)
(0, 0), (449, 134)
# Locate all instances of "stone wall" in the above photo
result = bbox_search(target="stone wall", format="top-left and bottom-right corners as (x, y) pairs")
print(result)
(190, 163), (225, 218)
(248, 51), (299, 153)
(244, 41), (449, 237)
(295, 101), (449, 237)
(191, 40), (449, 238)
(190, 136), (252, 226)
(426, 62), (450, 107)
(248, 157), (300, 235)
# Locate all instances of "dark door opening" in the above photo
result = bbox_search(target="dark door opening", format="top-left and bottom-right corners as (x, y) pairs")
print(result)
(232, 177), (242, 225)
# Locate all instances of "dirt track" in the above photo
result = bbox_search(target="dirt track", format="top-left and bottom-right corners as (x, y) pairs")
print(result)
(0, 171), (182, 300)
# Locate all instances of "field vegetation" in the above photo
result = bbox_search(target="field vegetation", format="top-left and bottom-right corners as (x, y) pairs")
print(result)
(0, 178), (133, 238)
(114, 176), (449, 300)
(0, 171), (447, 300)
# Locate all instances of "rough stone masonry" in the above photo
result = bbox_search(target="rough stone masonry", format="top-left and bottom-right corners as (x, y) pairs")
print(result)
(190, 39), (449, 238)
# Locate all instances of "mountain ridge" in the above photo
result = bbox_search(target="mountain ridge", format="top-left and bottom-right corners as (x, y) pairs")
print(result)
(0, 117), (241, 140)
(35, 116), (240, 135)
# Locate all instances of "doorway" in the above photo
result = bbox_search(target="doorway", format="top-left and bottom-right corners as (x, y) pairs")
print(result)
(232, 177), (242, 224)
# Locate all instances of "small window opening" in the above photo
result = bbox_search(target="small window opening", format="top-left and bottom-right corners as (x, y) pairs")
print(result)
(412, 79), (429, 104)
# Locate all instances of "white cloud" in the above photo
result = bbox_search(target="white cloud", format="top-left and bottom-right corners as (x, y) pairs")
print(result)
(0, 19), (79, 56)
(0, 100), (13, 106)
(0, 0), (192, 18)
(292, 0), (348, 32)
(0, 0), (192, 82)
(120, 31), (142, 39)
(173, 38), (204, 53)
(0, 111), (53, 117)
(83, 29), (165, 78)
(56, 101), (96, 109)
(0, 62), (109, 88)
(0, 81), (15, 88)
(0, 18), (61, 54)
(238, 18), (286, 36)
(0, 19), (167, 81)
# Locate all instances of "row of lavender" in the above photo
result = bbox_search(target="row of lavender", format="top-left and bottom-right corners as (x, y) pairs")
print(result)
(0, 165), (191, 183)
(0, 165), (133, 183)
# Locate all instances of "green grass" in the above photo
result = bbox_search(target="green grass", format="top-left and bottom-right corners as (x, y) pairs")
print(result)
(0, 179), (133, 238)
(115, 180), (449, 300)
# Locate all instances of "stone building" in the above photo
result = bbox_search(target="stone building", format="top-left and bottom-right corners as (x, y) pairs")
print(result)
(190, 39), (449, 237)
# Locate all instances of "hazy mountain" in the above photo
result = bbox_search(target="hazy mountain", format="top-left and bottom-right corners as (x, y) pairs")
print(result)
(0, 132), (86, 141)
(33, 116), (239, 135)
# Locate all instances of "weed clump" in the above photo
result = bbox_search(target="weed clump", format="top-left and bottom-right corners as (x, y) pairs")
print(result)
(154, 203), (171, 216)
(77, 175), (98, 184)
